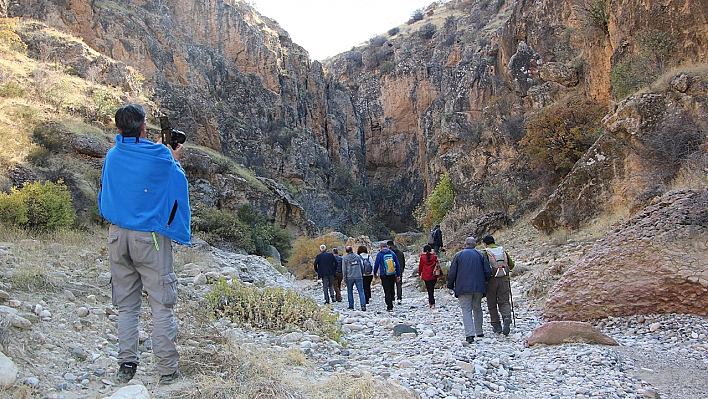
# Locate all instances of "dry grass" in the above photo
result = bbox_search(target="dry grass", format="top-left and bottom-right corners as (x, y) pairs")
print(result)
(671, 152), (708, 191)
(0, 224), (108, 292)
(288, 234), (346, 279)
(644, 62), (708, 93)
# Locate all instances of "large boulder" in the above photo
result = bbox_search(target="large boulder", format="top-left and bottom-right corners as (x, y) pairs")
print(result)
(0, 352), (18, 387)
(543, 189), (708, 320)
(527, 321), (618, 346)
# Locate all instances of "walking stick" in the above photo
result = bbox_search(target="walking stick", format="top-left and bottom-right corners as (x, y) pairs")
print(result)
(508, 278), (516, 327)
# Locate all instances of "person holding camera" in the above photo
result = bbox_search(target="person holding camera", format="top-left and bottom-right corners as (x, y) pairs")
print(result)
(98, 104), (191, 385)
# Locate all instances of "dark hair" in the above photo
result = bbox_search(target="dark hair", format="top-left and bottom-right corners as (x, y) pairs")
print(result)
(386, 240), (394, 246)
(332, 248), (339, 254)
(483, 235), (495, 244)
(423, 244), (432, 261)
(356, 245), (368, 255)
(345, 246), (353, 253)
(115, 104), (146, 138)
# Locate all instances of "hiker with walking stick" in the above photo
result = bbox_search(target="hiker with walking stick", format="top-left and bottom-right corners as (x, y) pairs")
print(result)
(481, 235), (515, 336)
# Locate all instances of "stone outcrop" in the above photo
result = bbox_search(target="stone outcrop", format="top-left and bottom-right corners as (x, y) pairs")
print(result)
(527, 321), (618, 346)
(533, 73), (708, 233)
(543, 189), (708, 321)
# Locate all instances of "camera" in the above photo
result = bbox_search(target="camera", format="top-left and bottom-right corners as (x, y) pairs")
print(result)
(159, 116), (186, 150)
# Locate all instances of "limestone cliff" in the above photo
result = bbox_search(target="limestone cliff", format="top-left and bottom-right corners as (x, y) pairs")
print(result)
(3, 0), (708, 235)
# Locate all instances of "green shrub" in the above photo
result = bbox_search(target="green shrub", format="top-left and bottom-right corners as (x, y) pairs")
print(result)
(0, 191), (28, 227)
(192, 206), (254, 252)
(388, 27), (400, 36)
(408, 9), (424, 24)
(192, 204), (293, 260)
(519, 99), (605, 178)
(418, 23), (437, 40)
(585, 0), (608, 35)
(0, 81), (25, 98)
(32, 123), (65, 151)
(206, 279), (342, 342)
(0, 180), (75, 231)
(413, 173), (454, 230)
(89, 88), (120, 124)
(236, 204), (292, 259)
(610, 30), (676, 100)
(379, 61), (395, 75)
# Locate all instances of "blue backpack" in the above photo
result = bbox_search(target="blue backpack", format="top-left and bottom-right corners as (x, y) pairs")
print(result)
(383, 252), (397, 276)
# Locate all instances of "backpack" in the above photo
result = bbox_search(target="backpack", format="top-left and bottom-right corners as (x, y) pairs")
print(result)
(433, 262), (443, 277)
(427, 230), (436, 245)
(383, 252), (397, 276)
(361, 255), (373, 275)
(486, 246), (509, 277)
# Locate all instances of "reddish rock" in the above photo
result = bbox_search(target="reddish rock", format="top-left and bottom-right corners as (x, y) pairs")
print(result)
(527, 321), (618, 346)
(543, 190), (708, 321)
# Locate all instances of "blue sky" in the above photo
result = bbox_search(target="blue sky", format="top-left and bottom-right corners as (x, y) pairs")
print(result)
(251, 0), (436, 60)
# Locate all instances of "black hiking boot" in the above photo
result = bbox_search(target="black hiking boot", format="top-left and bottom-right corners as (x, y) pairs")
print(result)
(116, 362), (137, 383)
(502, 316), (512, 336)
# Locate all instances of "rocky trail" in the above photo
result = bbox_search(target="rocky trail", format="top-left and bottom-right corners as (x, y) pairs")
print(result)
(0, 237), (707, 399)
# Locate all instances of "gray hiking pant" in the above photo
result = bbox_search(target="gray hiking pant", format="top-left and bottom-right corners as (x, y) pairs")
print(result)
(108, 224), (179, 375)
(458, 292), (484, 338)
(486, 277), (512, 328)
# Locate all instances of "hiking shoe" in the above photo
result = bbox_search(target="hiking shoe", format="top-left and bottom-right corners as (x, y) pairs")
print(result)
(502, 316), (511, 336)
(361, 306), (366, 311)
(476, 334), (484, 338)
(397, 300), (402, 305)
(465, 336), (474, 343)
(159, 370), (182, 385)
(347, 306), (354, 310)
(493, 325), (503, 334)
(116, 362), (137, 383)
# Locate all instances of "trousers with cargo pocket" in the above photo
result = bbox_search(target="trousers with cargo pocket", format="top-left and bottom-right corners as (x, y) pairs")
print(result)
(108, 224), (179, 375)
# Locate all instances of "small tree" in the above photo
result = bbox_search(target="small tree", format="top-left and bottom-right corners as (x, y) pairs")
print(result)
(414, 173), (455, 230)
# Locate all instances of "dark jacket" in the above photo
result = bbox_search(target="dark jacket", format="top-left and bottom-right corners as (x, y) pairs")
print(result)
(313, 251), (337, 278)
(432, 228), (443, 247)
(389, 245), (406, 271)
(334, 255), (343, 274)
(447, 247), (492, 297)
(373, 248), (401, 277)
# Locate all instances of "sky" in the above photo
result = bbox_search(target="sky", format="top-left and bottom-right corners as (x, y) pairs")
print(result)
(251, 0), (436, 60)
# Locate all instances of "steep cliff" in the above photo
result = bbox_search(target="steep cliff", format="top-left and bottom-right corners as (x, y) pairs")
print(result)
(2, 0), (708, 236)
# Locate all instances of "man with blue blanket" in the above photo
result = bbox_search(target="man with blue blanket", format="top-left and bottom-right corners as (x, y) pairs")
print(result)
(99, 104), (191, 385)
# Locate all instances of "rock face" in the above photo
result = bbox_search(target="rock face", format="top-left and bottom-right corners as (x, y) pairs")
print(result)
(533, 73), (708, 233)
(3, 0), (708, 235)
(527, 321), (618, 346)
(543, 189), (708, 321)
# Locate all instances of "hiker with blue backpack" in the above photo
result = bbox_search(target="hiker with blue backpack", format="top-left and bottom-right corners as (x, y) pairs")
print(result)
(357, 245), (375, 305)
(373, 241), (401, 312)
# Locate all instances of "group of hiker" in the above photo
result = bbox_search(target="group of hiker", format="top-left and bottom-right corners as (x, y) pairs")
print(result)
(313, 240), (405, 312)
(313, 226), (515, 342)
